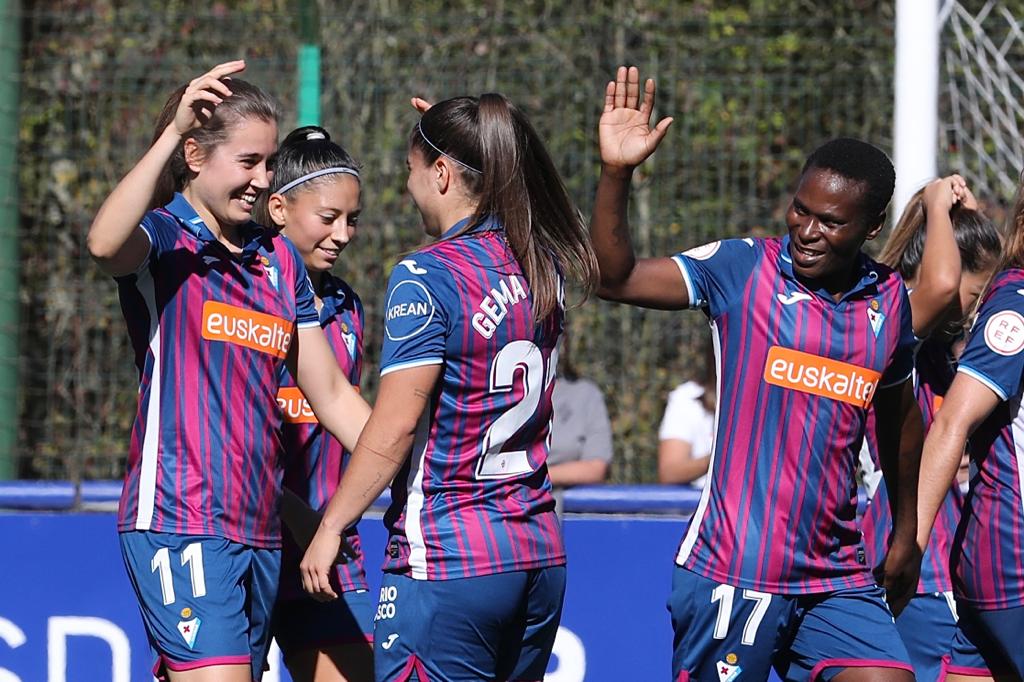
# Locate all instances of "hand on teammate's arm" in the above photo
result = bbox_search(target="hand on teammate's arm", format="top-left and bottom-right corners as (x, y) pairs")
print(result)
(87, 61), (244, 277)
(291, 326), (372, 453)
(590, 66), (687, 310)
(909, 175), (968, 338)
(872, 380), (923, 616)
(300, 364), (441, 601)
(917, 373), (998, 551)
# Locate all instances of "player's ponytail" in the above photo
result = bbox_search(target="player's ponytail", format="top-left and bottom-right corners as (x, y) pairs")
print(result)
(150, 78), (280, 209)
(1001, 177), (1024, 272)
(412, 95), (598, 323)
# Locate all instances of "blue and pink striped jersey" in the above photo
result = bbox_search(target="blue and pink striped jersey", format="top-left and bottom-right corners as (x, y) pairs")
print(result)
(860, 337), (963, 593)
(115, 193), (319, 548)
(952, 268), (1024, 609)
(673, 237), (915, 594)
(379, 217), (564, 581)
(277, 273), (367, 595)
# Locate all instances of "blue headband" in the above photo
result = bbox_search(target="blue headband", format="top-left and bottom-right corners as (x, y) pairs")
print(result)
(276, 167), (360, 195)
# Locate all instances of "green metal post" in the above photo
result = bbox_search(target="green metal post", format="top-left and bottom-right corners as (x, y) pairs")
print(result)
(0, 0), (20, 479)
(297, 0), (321, 126)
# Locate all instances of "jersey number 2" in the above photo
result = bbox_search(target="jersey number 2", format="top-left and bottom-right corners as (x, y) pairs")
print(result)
(477, 340), (556, 480)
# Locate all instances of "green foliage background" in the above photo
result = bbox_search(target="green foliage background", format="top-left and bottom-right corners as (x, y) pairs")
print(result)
(14, 0), (938, 482)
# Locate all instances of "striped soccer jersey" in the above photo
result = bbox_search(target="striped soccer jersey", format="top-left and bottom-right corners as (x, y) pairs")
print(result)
(277, 273), (367, 595)
(673, 236), (915, 594)
(116, 193), (319, 548)
(860, 337), (963, 593)
(378, 217), (565, 580)
(951, 268), (1024, 609)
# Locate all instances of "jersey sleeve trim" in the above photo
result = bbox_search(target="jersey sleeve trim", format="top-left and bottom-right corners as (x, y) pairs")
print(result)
(380, 357), (444, 376)
(296, 320), (321, 330)
(670, 255), (702, 309)
(957, 365), (1009, 401)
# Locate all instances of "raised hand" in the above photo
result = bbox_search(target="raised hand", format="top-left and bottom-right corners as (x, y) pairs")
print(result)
(172, 60), (245, 135)
(923, 174), (968, 214)
(599, 65), (674, 171)
(410, 97), (433, 114)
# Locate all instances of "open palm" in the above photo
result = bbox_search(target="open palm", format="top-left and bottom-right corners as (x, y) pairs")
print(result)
(599, 66), (674, 169)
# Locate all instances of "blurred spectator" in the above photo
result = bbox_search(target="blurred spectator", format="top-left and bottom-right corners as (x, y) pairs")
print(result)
(548, 337), (613, 489)
(658, 357), (716, 487)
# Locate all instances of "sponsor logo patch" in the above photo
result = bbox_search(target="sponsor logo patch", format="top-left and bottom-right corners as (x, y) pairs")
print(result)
(202, 301), (293, 358)
(777, 291), (812, 306)
(983, 310), (1024, 356)
(277, 387), (317, 424)
(385, 280), (436, 341)
(763, 346), (881, 407)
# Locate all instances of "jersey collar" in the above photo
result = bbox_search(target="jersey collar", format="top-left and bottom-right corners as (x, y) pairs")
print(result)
(165, 192), (268, 264)
(778, 235), (880, 302)
(440, 214), (502, 239)
(316, 273), (349, 323)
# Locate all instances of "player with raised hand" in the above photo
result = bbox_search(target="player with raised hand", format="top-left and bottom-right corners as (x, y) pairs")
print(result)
(592, 66), (920, 681)
(858, 176), (1000, 682)
(87, 62), (370, 682)
(917, 184), (1024, 680)
(300, 92), (599, 681)
(260, 126), (373, 682)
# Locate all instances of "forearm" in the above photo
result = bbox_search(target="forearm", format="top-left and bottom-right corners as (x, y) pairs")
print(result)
(88, 125), (179, 268)
(548, 459), (609, 487)
(913, 205), (961, 337)
(591, 164), (638, 293)
(876, 384), (923, 544)
(318, 416), (414, 535)
(658, 450), (710, 485)
(310, 381), (371, 453)
(917, 418), (969, 549)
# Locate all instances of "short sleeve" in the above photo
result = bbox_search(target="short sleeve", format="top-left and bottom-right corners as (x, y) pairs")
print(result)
(286, 242), (319, 328)
(671, 238), (761, 318)
(128, 210), (181, 273)
(380, 254), (454, 375)
(957, 283), (1024, 401)
(879, 285), (916, 388)
(658, 384), (703, 442)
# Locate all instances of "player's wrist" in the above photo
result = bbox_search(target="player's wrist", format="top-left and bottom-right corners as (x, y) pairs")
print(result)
(600, 162), (635, 180)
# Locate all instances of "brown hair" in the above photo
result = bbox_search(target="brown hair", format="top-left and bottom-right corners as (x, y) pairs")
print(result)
(149, 78), (280, 209)
(410, 94), (599, 322)
(1000, 178), (1024, 272)
(879, 187), (1001, 278)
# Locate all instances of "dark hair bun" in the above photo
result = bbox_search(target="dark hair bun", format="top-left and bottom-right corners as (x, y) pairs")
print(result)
(282, 125), (332, 146)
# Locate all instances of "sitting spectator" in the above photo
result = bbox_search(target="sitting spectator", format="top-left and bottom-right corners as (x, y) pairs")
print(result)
(658, 361), (716, 487)
(548, 339), (613, 489)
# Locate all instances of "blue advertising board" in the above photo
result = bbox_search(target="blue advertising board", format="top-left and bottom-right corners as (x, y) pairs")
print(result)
(0, 510), (686, 681)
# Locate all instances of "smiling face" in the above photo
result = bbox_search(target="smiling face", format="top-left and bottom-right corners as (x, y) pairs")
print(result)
(274, 174), (361, 273)
(786, 168), (885, 294)
(184, 117), (278, 228)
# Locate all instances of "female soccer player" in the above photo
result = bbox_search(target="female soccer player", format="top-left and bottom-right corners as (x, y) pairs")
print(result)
(260, 126), (373, 682)
(87, 62), (370, 682)
(591, 66), (921, 682)
(301, 93), (599, 681)
(859, 176), (1000, 682)
(918, 184), (1024, 680)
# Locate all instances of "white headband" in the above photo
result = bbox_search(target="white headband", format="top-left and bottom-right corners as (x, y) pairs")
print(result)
(277, 167), (360, 195)
(417, 120), (482, 174)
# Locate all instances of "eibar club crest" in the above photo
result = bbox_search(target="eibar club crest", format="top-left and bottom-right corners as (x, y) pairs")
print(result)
(867, 299), (885, 337)
(265, 263), (279, 291)
(177, 617), (201, 649)
(717, 660), (742, 682)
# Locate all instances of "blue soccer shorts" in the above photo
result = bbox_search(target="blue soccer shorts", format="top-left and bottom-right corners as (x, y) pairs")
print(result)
(944, 602), (1024, 679)
(668, 566), (912, 682)
(119, 531), (280, 680)
(373, 566), (566, 682)
(273, 588), (375, 658)
(894, 591), (957, 682)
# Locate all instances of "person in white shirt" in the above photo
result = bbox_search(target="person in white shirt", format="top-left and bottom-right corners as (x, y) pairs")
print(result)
(657, 363), (716, 488)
